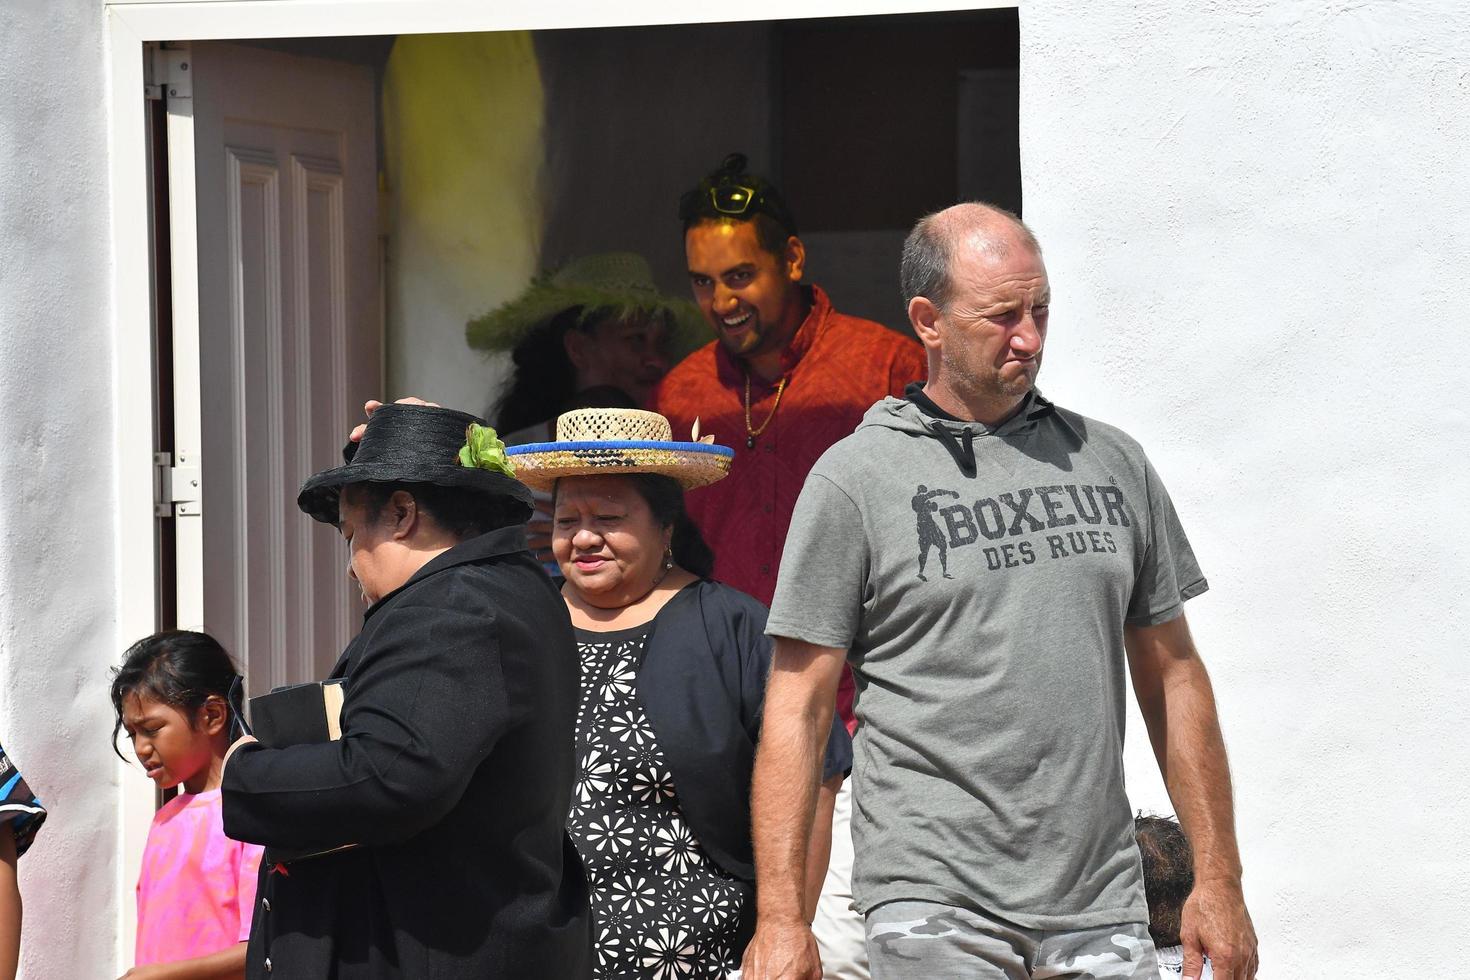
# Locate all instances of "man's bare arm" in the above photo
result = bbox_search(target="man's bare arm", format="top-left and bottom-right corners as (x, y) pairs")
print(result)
(1126, 613), (1258, 980)
(803, 774), (842, 921)
(740, 638), (846, 980)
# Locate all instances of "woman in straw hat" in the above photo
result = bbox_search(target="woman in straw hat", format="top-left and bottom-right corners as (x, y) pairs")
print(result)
(507, 408), (850, 979)
(467, 252), (704, 445)
(221, 403), (592, 980)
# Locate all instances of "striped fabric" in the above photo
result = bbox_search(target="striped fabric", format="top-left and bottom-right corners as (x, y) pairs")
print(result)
(0, 743), (45, 857)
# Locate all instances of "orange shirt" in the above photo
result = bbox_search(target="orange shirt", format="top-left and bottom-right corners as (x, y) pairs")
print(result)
(651, 286), (927, 731)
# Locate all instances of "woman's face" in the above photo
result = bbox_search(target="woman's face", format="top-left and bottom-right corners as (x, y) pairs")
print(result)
(338, 490), (410, 605)
(553, 475), (671, 607)
(564, 315), (673, 406)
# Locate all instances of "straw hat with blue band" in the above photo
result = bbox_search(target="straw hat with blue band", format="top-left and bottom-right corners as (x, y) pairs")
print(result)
(505, 408), (734, 492)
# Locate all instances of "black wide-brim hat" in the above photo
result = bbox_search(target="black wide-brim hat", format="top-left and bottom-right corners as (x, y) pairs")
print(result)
(297, 404), (535, 526)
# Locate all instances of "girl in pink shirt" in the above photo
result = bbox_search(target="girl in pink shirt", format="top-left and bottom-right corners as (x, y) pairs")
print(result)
(112, 631), (263, 980)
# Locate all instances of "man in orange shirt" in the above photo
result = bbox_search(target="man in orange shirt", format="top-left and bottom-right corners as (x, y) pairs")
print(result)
(651, 154), (926, 980)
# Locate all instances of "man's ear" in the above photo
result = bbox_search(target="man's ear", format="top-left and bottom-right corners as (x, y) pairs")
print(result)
(909, 296), (943, 350)
(198, 695), (229, 738)
(783, 235), (806, 284)
(389, 490), (419, 540)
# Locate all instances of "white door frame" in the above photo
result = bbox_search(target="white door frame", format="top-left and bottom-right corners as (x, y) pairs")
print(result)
(103, 0), (1014, 964)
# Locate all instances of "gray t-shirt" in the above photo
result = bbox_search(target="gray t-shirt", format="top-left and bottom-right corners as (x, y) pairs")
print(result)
(766, 393), (1207, 929)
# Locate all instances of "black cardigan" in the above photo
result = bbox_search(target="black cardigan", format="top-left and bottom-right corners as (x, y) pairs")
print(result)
(636, 580), (852, 884)
(222, 526), (592, 980)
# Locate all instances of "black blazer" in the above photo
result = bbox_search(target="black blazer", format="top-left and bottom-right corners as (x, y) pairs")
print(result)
(222, 526), (591, 980)
(638, 580), (852, 884)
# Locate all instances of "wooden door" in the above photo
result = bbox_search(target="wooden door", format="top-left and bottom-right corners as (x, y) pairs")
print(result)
(166, 41), (380, 695)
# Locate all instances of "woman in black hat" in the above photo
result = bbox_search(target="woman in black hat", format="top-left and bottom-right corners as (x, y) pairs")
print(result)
(220, 404), (591, 980)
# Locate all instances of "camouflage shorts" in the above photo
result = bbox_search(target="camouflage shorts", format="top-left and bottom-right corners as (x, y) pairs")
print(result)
(865, 900), (1159, 980)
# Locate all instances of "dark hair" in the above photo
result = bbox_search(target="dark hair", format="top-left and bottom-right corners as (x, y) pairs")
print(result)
(678, 152), (798, 258)
(1135, 813), (1195, 946)
(560, 385), (639, 414)
(553, 472), (715, 579)
(344, 481), (525, 540)
(900, 202), (1041, 313)
(492, 307), (595, 434)
(111, 630), (243, 760)
(492, 308), (672, 435)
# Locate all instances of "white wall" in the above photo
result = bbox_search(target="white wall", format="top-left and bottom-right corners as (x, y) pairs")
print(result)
(1, 2), (1465, 976)
(0, 0), (121, 975)
(1021, 1), (1470, 971)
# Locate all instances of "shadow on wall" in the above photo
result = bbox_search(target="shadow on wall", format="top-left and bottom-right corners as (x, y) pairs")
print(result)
(382, 31), (547, 417)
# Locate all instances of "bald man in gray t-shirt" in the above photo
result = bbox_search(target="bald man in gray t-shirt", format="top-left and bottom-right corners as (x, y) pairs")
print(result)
(739, 204), (1258, 980)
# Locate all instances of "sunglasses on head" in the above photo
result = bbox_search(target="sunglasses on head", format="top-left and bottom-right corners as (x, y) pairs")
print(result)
(680, 178), (779, 224)
(707, 183), (762, 216)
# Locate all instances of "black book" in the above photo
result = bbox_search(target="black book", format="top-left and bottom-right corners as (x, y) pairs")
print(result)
(245, 679), (357, 864)
(247, 678), (347, 747)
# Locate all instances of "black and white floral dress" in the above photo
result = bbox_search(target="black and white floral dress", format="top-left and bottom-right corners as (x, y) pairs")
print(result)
(568, 622), (752, 979)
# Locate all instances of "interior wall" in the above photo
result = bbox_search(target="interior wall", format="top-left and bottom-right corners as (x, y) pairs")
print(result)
(535, 23), (776, 298)
(534, 15), (1019, 335)
(382, 31), (546, 419)
(0, 0), (121, 975)
(1020, 2), (1470, 972)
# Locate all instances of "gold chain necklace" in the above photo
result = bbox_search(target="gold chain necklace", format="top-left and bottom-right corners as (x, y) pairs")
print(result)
(744, 370), (789, 449)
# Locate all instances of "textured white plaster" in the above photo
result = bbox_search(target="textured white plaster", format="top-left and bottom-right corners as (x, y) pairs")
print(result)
(1020, 1), (1470, 971)
(0, 2), (1462, 975)
(0, 0), (121, 976)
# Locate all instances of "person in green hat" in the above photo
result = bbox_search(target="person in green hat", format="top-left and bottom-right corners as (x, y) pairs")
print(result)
(466, 252), (704, 446)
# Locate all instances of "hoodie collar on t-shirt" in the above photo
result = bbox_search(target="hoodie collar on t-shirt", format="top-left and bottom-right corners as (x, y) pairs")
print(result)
(874, 382), (1054, 478)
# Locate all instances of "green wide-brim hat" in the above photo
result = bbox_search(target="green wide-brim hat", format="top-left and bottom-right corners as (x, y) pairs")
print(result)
(466, 251), (707, 358)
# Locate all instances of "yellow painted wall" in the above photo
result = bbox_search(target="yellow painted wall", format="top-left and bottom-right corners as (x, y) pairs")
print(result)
(382, 31), (545, 417)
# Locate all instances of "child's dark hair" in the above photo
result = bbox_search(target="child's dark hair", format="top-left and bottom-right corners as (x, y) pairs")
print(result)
(1134, 813), (1195, 947)
(111, 630), (244, 760)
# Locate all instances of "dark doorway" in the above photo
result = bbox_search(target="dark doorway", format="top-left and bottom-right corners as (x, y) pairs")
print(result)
(535, 8), (1021, 333)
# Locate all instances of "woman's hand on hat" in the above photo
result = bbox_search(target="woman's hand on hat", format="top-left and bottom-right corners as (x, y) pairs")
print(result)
(349, 396), (441, 443)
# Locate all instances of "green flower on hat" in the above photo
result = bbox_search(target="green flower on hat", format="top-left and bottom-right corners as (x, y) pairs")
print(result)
(465, 252), (707, 359)
(458, 423), (515, 478)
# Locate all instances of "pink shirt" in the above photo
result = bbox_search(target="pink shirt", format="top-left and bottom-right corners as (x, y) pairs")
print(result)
(135, 788), (264, 965)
